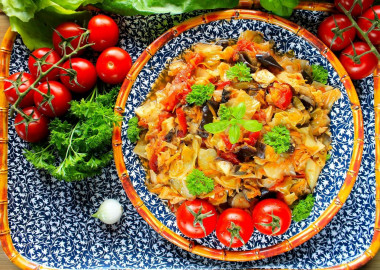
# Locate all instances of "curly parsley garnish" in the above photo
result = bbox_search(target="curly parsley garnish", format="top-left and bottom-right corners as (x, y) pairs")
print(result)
(263, 125), (291, 153)
(127, 116), (141, 143)
(226, 62), (252, 82)
(186, 83), (215, 106)
(312, 64), (328, 84)
(186, 169), (214, 196)
(292, 194), (315, 222)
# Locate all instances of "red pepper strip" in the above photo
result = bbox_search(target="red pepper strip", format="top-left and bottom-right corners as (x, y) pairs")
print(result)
(149, 153), (159, 174)
(215, 80), (231, 90)
(219, 151), (240, 165)
(221, 134), (233, 151)
(176, 107), (187, 135)
(245, 131), (261, 146)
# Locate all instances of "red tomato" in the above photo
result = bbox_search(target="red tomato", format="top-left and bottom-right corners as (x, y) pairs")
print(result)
(252, 198), (291, 236)
(268, 82), (293, 110)
(216, 208), (254, 248)
(317, 14), (356, 51)
(60, 58), (97, 93)
(246, 131), (261, 146)
(339, 42), (378, 80)
(28, 48), (61, 81)
(4, 72), (36, 108)
(335, 0), (374, 17)
(34, 81), (72, 117)
(177, 199), (217, 239)
(176, 107), (187, 135)
(218, 151), (240, 165)
(357, 5), (380, 45)
(88, 14), (119, 52)
(96, 47), (132, 84)
(14, 106), (49, 142)
(52, 22), (85, 56)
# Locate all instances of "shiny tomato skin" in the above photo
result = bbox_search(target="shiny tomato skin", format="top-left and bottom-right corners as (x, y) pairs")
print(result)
(177, 199), (217, 239)
(357, 5), (380, 45)
(15, 106), (49, 142)
(52, 22), (85, 56)
(317, 14), (356, 51)
(88, 14), (119, 52)
(34, 81), (72, 117)
(28, 48), (61, 81)
(215, 208), (254, 248)
(335, 0), (374, 17)
(4, 72), (36, 108)
(252, 198), (291, 236)
(339, 42), (378, 80)
(60, 58), (97, 93)
(96, 47), (132, 84)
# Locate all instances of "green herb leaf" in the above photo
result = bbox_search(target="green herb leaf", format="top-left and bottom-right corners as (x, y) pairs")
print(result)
(241, 120), (263, 132)
(326, 153), (331, 161)
(312, 64), (328, 84)
(263, 125), (291, 153)
(226, 62), (252, 82)
(218, 104), (232, 121)
(186, 169), (214, 196)
(229, 124), (240, 144)
(292, 194), (315, 222)
(186, 83), (215, 106)
(260, 0), (299, 17)
(230, 102), (246, 120)
(204, 120), (230, 134)
(127, 116), (141, 143)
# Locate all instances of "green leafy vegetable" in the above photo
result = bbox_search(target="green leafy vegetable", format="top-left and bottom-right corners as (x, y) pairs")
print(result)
(326, 153), (331, 161)
(204, 102), (262, 144)
(312, 64), (328, 84)
(292, 194), (315, 222)
(186, 169), (214, 196)
(186, 83), (215, 106)
(24, 86), (122, 181)
(263, 125), (291, 153)
(260, 0), (299, 17)
(127, 116), (141, 143)
(226, 62), (252, 82)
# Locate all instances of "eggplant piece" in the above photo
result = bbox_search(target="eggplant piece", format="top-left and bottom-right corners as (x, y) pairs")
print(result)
(286, 143), (295, 154)
(164, 129), (175, 142)
(256, 53), (284, 71)
(299, 94), (315, 111)
(208, 100), (220, 113)
(255, 141), (266, 159)
(197, 103), (215, 137)
(302, 70), (313, 84)
(215, 39), (236, 49)
(238, 52), (257, 73)
(235, 145), (257, 162)
(221, 88), (231, 103)
(259, 188), (277, 200)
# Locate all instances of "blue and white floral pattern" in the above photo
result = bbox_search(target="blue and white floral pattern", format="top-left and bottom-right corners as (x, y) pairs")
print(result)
(6, 9), (375, 269)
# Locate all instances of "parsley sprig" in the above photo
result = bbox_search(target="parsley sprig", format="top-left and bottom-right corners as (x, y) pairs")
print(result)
(226, 62), (252, 82)
(127, 116), (141, 143)
(204, 102), (262, 144)
(186, 169), (214, 196)
(312, 64), (328, 84)
(186, 83), (215, 106)
(263, 125), (291, 153)
(292, 194), (315, 222)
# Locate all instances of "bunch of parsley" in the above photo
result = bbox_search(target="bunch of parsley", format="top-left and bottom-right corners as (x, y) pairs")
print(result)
(24, 86), (122, 181)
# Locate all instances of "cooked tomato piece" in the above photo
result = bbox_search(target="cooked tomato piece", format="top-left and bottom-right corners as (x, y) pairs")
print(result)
(268, 82), (293, 110)
(176, 107), (187, 134)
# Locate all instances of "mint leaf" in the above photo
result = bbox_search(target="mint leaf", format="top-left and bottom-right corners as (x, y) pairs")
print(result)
(229, 124), (240, 144)
(241, 120), (263, 132)
(204, 120), (230, 134)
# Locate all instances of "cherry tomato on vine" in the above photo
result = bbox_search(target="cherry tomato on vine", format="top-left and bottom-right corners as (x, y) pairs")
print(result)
(88, 14), (119, 52)
(4, 72), (36, 108)
(28, 48), (61, 81)
(339, 42), (378, 80)
(252, 198), (291, 236)
(335, 0), (374, 17)
(34, 81), (72, 117)
(52, 22), (85, 56)
(357, 5), (380, 45)
(60, 58), (97, 93)
(96, 47), (132, 84)
(14, 106), (49, 142)
(176, 199), (217, 239)
(317, 14), (356, 51)
(215, 208), (254, 248)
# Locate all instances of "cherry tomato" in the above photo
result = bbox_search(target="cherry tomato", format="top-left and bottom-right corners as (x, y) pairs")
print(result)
(268, 82), (293, 110)
(96, 47), (132, 84)
(28, 48), (61, 81)
(60, 58), (97, 93)
(339, 42), (378, 80)
(357, 5), (380, 45)
(215, 208), (254, 248)
(177, 199), (217, 239)
(4, 72), (36, 108)
(52, 22), (85, 56)
(88, 14), (119, 52)
(14, 106), (49, 142)
(252, 198), (291, 236)
(317, 14), (356, 51)
(335, 0), (374, 17)
(34, 81), (72, 117)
